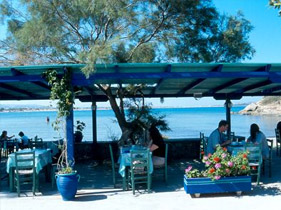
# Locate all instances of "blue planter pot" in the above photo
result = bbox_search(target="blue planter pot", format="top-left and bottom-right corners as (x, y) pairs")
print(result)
(184, 175), (251, 197)
(56, 172), (80, 201)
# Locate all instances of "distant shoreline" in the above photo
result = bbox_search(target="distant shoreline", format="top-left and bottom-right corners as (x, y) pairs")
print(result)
(0, 104), (247, 113)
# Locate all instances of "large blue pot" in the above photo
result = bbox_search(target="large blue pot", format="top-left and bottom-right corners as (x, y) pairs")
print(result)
(56, 172), (80, 201)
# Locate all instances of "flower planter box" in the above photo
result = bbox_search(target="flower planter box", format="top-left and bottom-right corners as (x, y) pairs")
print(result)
(184, 175), (251, 197)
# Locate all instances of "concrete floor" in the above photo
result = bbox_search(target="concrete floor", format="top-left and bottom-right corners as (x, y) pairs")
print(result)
(1, 149), (281, 210)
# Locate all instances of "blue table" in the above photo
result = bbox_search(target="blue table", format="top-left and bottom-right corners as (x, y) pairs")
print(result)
(228, 141), (246, 156)
(7, 149), (52, 192)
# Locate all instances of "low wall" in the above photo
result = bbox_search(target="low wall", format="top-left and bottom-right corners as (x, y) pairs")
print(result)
(74, 138), (200, 162)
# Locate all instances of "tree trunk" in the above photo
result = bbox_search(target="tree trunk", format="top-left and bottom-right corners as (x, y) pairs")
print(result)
(98, 85), (133, 145)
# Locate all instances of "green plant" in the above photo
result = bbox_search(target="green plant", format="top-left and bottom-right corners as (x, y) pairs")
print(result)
(185, 166), (205, 178)
(43, 69), (74, 118)
(43, 69), (75, 174)
(186, 146), (250, 180)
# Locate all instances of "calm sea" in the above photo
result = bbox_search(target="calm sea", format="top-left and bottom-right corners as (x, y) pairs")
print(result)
(0, 106), (280, 141)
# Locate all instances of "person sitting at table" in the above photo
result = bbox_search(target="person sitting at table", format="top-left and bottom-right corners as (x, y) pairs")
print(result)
(247, 123), (269, 159)
(0, 130), (15, 141)
(149, 125), (166, 167)
(18, 131), (29, 149)
(276, 121), (281, 135)
(0, 130), (15, 153)
(206, 120), (231, 154)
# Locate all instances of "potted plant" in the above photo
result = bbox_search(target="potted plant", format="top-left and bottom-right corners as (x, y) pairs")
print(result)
(44, 69), (80, 201)
(184, 146), (251, 197)
(74, 120), (86, 143)
(55, 136), (80, 201)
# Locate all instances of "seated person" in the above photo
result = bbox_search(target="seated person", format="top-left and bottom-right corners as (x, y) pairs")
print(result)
(0, 130), (14, 141)
(206, 120), (231, 154)
(0, 130), (15, 153)
(149, 125), (166, 167)
(247, 123), (269, 159)
(277, 121), (281, 135)
(18, 131), (29, 149)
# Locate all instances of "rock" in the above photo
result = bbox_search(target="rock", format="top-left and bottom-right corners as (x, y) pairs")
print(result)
(239, 97), (281, 115)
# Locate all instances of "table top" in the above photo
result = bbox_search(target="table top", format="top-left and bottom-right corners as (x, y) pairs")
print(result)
(7, 149), (52, 174)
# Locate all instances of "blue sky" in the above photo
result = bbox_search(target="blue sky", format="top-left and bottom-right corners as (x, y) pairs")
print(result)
(0, 0), (280, 108)
(213, 0), (281, 63)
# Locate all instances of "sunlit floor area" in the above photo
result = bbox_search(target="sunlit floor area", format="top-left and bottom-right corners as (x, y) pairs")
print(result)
(1, 147), (281, 210)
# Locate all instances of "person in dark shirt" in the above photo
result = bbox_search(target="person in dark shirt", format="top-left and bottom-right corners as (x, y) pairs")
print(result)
(277, 121), (281, 135)
(149, 125), (165, 166)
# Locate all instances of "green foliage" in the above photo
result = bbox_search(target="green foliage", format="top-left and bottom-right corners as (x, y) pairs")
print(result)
(186, 146), (250, 180)
(57, 167), (74, 175)
(43, 69), (74, 118)
(269, 0), (281, 15)
(43, 69), (75, 173)
(185, 167), (205, 178)
(168, 11), (255, 62)
(124, 98), (170, 144)
(0, 0), (255, 67)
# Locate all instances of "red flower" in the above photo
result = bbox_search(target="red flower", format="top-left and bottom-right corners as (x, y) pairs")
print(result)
(223, 147), (227, 151)
(201, 151), (205, 155)
(209, 168), (215, 174)
(243, 154), (247, 159)
(252, 166), (257, 170)
(241, 165), (246, 170)
(213, 157), (220, 163)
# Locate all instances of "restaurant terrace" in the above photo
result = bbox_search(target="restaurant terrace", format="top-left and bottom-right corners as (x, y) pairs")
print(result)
(1, 63), (281, 207)
(1, 63), (281, 160)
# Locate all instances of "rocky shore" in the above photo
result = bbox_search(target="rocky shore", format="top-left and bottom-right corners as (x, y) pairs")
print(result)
(239, 96), (281, 115)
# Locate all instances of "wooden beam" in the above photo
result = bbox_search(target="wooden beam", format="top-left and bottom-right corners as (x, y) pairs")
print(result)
(150, 64), (172, 95)
(177, 64), (223, 95)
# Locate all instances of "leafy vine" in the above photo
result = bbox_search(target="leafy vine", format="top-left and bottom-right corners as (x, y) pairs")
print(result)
(43, 69), (74, 118)
(43, 68), (75, 173)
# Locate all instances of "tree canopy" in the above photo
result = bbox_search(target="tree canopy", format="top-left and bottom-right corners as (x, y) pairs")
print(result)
(0, 0), (255, 70)
(269, 0), (281, 15)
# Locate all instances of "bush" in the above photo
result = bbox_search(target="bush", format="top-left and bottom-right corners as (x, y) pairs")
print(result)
(185, 146), (250, 180)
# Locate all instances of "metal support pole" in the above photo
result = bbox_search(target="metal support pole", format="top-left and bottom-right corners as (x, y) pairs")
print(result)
(225, 98), (232, 138)
(92, 101), (97, 144)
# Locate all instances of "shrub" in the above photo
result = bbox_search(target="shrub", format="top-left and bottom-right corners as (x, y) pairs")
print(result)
(186, 146), (250, 180)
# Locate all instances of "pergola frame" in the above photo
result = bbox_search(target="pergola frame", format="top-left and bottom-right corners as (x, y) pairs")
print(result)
(1, 63), (281, 162)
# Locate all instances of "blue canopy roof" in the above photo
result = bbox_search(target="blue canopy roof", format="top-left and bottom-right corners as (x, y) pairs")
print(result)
(0, 63), (281, 101)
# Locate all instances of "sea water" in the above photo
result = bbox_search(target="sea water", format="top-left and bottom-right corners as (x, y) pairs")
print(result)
(0, 106), (280, 141)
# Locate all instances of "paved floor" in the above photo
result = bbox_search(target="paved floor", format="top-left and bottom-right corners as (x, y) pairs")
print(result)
(1, 148), (281, 210)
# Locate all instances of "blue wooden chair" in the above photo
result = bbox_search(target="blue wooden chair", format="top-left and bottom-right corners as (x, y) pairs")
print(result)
(29, 137), (44, 149)
(14, 151), (36, 196)
(245, 143), (262, 185)
(129, 149), (151, 195)
(199, 132), (205, 159)
(263, 139), (273, 177)
(109, 143), (119, 187)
